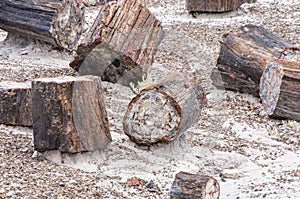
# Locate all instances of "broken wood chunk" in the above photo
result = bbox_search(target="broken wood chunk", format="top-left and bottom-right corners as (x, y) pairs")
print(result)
(0, 0), (84, 50)
(211, 24), (298, 96)
(70, 0), (164, 86)
(0, 81), (32, 127)
(259, 59), (300, 121)
(32, 75), (111, 153)
(170, 171), (220, 199)
(186, 0), (255, 13)
(123, 72), (206, 146)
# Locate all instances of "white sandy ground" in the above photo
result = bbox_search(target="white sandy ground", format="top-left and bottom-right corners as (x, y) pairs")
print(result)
(0, 0), (300, 198)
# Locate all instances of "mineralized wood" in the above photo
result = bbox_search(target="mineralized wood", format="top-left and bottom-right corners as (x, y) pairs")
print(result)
(0, 0), (84, 50)
(186, 0), (254, 12)
(32, 76), (111, 153)
(170, 172), (220, 199)
(210, 24), (298, 96)
(123, 72), (206, 146)
(0, 81), (32, 127)
(70, 0), (164, 86)
(259, 59), (300, 121)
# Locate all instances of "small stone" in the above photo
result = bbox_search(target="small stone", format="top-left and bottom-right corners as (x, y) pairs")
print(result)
(221, 169), (240, 179)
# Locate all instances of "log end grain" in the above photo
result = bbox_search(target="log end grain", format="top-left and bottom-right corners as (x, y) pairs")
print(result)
(123, 89), (181, 146)
(259, 59), (300, 120)
(50, 0), (85, 50)
(0, 81), (32, 126)
(32, 75), (111, 153)
(170, 172), (220, 199)
(259, 60), (283, 116)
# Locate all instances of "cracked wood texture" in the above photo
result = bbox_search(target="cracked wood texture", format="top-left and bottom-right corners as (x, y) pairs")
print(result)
(210, 24), (297, 96)
(170, 172), (220, 199)
(0, 81), (32, 127)
(0, 0), (84, 50)
(32, 76), (111, 153)
(186, 0), (255, 12)
(259, 59), (300, 121)
(123, 72), (206, 146)
(70, 0), (164, 87)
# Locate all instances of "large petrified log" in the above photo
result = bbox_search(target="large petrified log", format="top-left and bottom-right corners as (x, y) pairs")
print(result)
(211, 24), (298, 96)
(170, 172), (220, 199)
(0, 81), (32, 127)
(259, 59), (300, 121)
(186, 0), (255, 13)
(0, 0), (84, 50)
(123, 72), (206, 146)
(70, 0), (164, 87)
(32, 76), (111, 153)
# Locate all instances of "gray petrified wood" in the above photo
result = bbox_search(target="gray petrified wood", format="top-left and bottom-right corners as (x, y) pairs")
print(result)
(123, 72), (206, 146)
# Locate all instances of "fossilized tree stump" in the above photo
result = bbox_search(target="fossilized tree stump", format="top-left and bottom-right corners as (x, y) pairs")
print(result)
(170, 172), (220, 199)
(186, 0), (255, 12)
(259, 59), (300, 121)
(32, 75), (111, 153)
(210, 24), (298, 96)
(0, 0), (84, 50)
(123, 72), (206, 146)
(70, 0), (164, 87)
(0, 81), (32, 127)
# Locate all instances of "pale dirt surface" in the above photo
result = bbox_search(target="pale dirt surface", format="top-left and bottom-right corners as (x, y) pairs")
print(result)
(0, 0), (300, 198)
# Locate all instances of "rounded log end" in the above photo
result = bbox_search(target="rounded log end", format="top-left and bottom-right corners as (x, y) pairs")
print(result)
(123, 89), (181, 146)
(51, 0), (85, 50)
(259, 60), (283, 116)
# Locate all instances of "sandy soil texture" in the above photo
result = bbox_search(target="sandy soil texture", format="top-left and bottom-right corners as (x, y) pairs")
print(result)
(0, 0), (299, 198)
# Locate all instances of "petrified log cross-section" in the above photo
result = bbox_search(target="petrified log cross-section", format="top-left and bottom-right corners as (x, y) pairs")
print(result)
(32, 76), (111, 153)
(0, 0), (84, 50)
(70, 0), (164, 87)
(123, 72), (206, 146)
(170, 172), (220, 199)
(259, 59), (300, 121)
(211, 24), (298, 96)
(0, 81), (32, 127)
(186, 0), (255, 13)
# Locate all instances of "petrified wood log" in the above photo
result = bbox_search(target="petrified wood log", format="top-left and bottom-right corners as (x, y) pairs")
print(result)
(32, 76), (111, 153)
(0, 0), (84, 50)
(170, 172), (220, 199)
(70, 0), (164, 87)
(259, 59), (300, 121)
(123, 72), (206, 146)
(0, 81), (32, 127)
(186, 0), (254, 12)
(211, 24), (298, 96)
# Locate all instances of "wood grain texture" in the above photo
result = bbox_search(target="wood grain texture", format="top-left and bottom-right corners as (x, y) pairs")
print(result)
(260, 59), (300, 121)
(70, 0), (164, 86)
(123, 72), (206, 146)
(0, 81), (32, 127)
(211, 24), (297, 96)
(32, 75), (111, 153)
(186, 0), (254, 12)
(170, 172), (220, 199)
(0, 0), (84, 50)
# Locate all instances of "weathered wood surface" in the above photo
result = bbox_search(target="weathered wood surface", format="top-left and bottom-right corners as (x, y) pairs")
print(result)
(32, 76), (111, 153)
(211, 24), (297, 96)
(123, 72), (206, 146)
(70, 0), (164, 87)
(0, 0), (84, 50)
(170, 172), (220, 199)
(186, 0), (255, 12)
(0, 81), (32, 127)
(259, 59), (300, 121)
